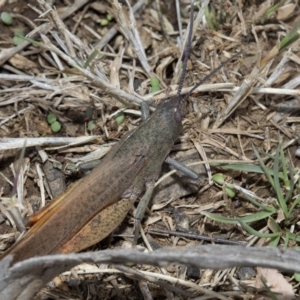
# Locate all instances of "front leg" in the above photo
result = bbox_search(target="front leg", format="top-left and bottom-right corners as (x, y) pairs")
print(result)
(134, 181), (156, 244)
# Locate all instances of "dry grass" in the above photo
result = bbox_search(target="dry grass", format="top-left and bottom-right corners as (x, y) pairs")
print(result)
(1, 0), (300, 299)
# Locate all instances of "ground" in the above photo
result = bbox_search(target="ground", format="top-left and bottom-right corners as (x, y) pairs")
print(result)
(0, 0), (300, 299)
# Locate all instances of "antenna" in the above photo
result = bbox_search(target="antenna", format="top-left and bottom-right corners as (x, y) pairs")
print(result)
(177, 0), (194, 96)
(183, 51), (244, 102)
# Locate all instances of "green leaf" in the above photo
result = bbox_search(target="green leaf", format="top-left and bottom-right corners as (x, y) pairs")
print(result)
(252, 145), (275, 188)
(285, 232), (300, 243)
(150, 77), (160, 93)
(88, 120), (96, 131)
(202, 212), (239, 225)
(225, 186), (236, 198)
(101, 19), (109, 26)
(51, 121), (61, 133)
(273, 145), (288, 216)
(213, 163), (285, 180)
(1, 12), (13, 25)
(47, 113), (57, 124)
(262, 0), (285, 19)
(267, 217), (282, 234)
(151, 86), (160, 93)
(13, 36), (24, 46)
(284, 164), (294, 205)
(239, 211), (275, 223)
(294, 273), (300, 282)
(14, 35), (40, 47)
(280, 19), (300, 51)
(150, 77), (159, 87)
(115, 113), (125, 125)
(242, 191), (275, 212)
(203, 210), (274, 225)
(83, 49), (101, 69)
(204, 6), (219, 31)
(268, 235), (281, 247)
(212, 173), (225, 185)
(239, 221), (281, 238)
(280, 145), (288, 182)
(288, 195), (300, 217)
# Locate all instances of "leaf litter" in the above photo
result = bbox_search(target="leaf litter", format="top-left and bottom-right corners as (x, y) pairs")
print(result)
(1, 0), (300, 299)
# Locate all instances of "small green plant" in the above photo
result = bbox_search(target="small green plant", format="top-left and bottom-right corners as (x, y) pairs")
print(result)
(88, 120), (96, 131)
(47, 113), (57, 124)
(212, 173), (236, 198)
(150, 77), (160, 93)
(11, 33), (40, 47)
(12, 29), (24, 46)
(83, 50), (102, 69)
(101, 19), (109, 26)
(114, 112), (125, 126)
(262, 0), (285, 19)
(101, 14), (113, 26)
(279, 19), (300, 51)
(205, 142), (300, 277)
(106, 14), (112, 21)
(13, 36), (23, 46)
(1, 12), (13, 25)
(47, 113), (61, 133)
(85, 107), (96, 131)
(50, 121), (61, 133)
(204, 6), (220, 31)
(206, 142), (300, 244)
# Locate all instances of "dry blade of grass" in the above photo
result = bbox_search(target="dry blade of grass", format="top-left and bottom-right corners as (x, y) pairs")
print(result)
(0, 0), (91, 65)
(0, 136), (101, 151)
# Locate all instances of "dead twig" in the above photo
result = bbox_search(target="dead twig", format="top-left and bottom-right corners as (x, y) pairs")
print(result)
(1, 245), (300, 300)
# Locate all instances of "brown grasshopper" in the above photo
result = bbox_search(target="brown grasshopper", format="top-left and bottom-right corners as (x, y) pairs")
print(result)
(1, 2), (241, 264)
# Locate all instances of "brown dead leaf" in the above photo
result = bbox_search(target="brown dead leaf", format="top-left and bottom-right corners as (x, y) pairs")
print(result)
(277, 4), (296, 21)
(8, 53), (38, 71)
(255, 267), (294, 300)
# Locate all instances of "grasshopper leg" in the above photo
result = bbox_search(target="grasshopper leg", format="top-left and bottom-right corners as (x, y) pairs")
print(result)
(134, 181), (155, 244)
(165, 157), (199, 179)
(59, 198), (136, 254)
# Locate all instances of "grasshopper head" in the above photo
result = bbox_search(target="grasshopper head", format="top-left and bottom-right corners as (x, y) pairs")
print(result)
(157, 94), (186, 129)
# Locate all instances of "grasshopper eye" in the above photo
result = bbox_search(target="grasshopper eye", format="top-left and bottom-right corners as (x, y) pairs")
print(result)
(174, 107), (182, 123)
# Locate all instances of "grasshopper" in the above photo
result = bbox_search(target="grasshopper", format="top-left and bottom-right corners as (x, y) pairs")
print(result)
(1, 2), (241, 265)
